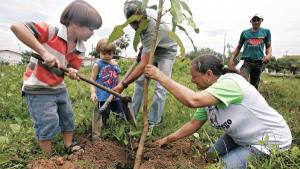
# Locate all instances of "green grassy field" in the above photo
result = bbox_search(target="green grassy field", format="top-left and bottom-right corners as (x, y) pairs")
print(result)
(0, 59), (299, 168)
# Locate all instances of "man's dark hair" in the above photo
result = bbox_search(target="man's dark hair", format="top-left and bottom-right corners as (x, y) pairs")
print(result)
(192, 54), (236, 76)
(123, 0), (147, 19)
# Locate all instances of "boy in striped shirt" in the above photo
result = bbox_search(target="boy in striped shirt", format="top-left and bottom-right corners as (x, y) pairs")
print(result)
(11, 0), (102, 155)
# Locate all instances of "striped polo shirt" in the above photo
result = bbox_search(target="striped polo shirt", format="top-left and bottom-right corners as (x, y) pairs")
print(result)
(23, 22), (85, 94)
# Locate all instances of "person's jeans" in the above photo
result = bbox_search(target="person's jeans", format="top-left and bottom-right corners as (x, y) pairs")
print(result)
(132, 58), (174, 128)
(207, 134), (265, 169)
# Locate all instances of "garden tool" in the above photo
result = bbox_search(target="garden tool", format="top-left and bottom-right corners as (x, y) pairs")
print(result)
(30, 54), (136, 127)
(98, 47), (142, 129)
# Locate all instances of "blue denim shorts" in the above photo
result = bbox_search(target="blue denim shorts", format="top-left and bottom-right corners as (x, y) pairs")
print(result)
(24, 91), (74, 140)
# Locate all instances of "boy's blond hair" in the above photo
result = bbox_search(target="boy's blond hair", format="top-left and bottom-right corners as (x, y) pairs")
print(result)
(96, 38), (116, 54)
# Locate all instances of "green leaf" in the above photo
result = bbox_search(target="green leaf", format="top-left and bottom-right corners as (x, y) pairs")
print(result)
(10, 124), (20, 133)
(148, 5), (157, 10)
(0, 154), (9, 165)
(129, 130), (141, 136)
(108, 15), (143, 43)
(193, 133), (200, 138)
(108, 25), (125, 44)
(170, 0), (184, 24)
(176, 25), (197, 52)
(167, 31), (185, 58)
(0, 136), (9, 144)
(133, 19), (149, 51)
(291, 146), (300, 158)
(180, 0), (192, 16)
(141, 0), (149, 11)
(187, 17), (196, 28)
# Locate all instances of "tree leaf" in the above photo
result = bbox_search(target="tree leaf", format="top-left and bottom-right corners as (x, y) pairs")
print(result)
(108, 15), (143, 43)
(148, 5), (157, 10)
(0, 136), (9, 144)
(133, 19), (149, 51)
(141, 0), (149, 11)
(0, 154), (9, 165)
(170, 0), (183, 24)
(187, 17), (196, 28)
(177, 25), (197, 52)
(129, 130), (141, 136)
(10, 124), (20, 133)
(180, 0), (192, 16)
(108, 25), (125, 44)
(167, 31), (186, 58)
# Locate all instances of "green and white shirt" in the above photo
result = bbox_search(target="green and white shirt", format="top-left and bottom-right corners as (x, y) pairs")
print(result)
(193, 73), (292, 154)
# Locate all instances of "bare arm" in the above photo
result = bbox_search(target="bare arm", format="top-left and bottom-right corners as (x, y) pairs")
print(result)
(90, 64), (99, 102)
(144, 65), (219, 108)
(156, 119), (206, 147)
(123, 52), (150, 85)
(229, 44), (242, 69)
(263, 42), (272, 64)
(10, 22), (60, 67)
(113, 52), (150, 93)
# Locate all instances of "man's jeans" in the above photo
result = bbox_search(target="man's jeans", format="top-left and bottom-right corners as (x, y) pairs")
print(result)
(207, 134), (265, 169)
(132, 58), (174, 128)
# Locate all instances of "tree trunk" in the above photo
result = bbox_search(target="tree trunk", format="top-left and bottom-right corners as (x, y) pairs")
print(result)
(133, 0), (164, 168)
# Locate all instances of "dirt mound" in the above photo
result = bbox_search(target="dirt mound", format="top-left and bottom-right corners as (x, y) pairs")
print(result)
(140, 139), (205, 169)
(27, 137), (205, 169)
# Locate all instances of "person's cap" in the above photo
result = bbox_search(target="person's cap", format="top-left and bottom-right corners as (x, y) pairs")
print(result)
(251, 14), (263, 20)
(124, 0), (146, 18)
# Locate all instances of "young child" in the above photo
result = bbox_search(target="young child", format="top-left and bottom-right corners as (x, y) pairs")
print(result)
(10, 0), (102, 155)
(90, 38), (126, 134)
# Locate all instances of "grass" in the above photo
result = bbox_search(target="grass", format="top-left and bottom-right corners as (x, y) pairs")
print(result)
(0, 59), (299, 168)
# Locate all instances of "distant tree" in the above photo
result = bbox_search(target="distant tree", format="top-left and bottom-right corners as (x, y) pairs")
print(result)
(279, 56), (300, 74)
(21, 50), (35, 64)
(265, 57), (277, 72)
(89, 50), (98, 58)
(88, 34), (131, 60)
(115, 34), (130, 57)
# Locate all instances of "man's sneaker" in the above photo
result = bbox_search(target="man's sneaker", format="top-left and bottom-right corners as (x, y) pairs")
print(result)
(147, 127), (154, 136)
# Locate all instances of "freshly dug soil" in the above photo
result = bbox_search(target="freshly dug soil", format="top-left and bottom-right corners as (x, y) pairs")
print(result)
(27, 136), (205, 169)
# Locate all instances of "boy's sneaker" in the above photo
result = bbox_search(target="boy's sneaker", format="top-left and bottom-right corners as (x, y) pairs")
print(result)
(66, 142), (84, 155)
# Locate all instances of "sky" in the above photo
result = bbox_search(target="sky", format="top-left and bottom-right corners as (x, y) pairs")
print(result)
(1, 0), (300, 57)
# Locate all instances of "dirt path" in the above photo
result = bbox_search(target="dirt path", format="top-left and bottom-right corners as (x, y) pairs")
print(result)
(27, 136), (206, 169)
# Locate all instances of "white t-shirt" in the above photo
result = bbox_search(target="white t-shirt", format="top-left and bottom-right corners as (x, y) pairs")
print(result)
(193, 73), (292, 154)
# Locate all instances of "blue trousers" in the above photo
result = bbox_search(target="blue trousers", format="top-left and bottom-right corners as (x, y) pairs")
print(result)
(132, 58), (174, 127)
(208, 134), (265, 169)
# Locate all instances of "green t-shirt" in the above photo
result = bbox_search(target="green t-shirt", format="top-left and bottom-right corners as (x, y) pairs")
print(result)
(193, 77), (243, 121)
(239, 28), (271, 60)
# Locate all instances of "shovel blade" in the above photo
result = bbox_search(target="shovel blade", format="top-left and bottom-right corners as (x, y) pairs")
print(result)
(123, 102), (137, 128)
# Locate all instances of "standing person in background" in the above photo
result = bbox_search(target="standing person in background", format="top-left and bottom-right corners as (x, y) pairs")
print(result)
(90, 38), (125, 134)
(10, 0), (102, 155)
(113, 0), (178, 136)
(144, 54), (291, 169)
(229, 14), (272, 89)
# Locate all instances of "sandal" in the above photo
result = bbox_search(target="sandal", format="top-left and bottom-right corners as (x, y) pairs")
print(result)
(66, 143), (84, 155)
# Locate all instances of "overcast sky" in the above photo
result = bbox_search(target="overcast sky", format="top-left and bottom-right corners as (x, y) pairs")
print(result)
(1, 0), (300, 57)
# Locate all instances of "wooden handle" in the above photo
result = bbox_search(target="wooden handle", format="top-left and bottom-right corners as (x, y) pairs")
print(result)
(31, 54), (123, 98)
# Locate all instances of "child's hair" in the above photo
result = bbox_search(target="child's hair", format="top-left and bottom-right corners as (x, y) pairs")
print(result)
(191, 54), (237, 76)
(60, 0), (102, 29)
(96, 38), (116, 55)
